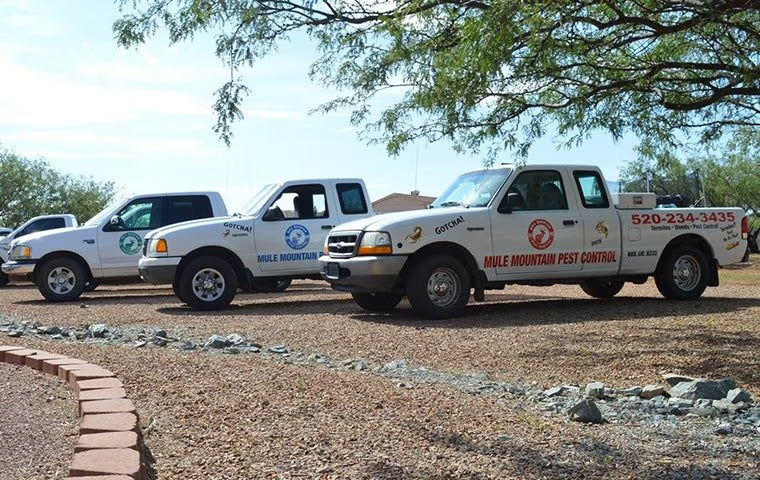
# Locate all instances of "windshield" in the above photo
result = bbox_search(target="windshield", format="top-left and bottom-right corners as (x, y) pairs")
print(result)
(430, 167), (512, 208)
(237, 183), (280, 216)
(83, 198), (125, 227)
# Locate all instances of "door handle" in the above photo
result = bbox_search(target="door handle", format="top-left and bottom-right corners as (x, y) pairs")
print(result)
(321, 225), (335, 230)
(467, 227), (485, 231)
(563, 220), (577, 226)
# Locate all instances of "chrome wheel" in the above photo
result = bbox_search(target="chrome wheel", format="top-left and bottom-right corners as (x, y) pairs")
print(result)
(46, 266), (77, 295)
(672, 254), (701, 292)
(426, 266), (460, 309)
(191, 267), (225, 302)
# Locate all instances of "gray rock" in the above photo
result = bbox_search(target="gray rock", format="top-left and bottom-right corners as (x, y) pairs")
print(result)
(726, 388), (753, 404)
(134, 340), (147, 348)
(204, 335), (229, 349)
(153, 336), (168, 347)
(543, 386), (565, 398)
(7, 330), (22, 338)
(268, 345), (288, 354)
(37, 325), (61, 335)
(640, 384), (666, 399)
(568, 399), (604, 423)
(179, 341), (196, 351)
(153, 328), (168, 339)
(227, 333), (246, 346)
(668, 379), (737, 400)
(667, 397), (694, 409)
(89, 324), (108, 337)
(712, 399), (737, 414)
(662, 373), (697, 387)
(716, 423), (733, 435)
(617, 386), (642, 397)
(585, 381), (605, 399)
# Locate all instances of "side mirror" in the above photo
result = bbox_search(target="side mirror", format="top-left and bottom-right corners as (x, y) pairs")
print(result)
(109, 215), (122, 226)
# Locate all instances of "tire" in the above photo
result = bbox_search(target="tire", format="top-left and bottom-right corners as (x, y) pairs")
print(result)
(172, 282), (187, 304)
(579, 278), (625, 298)
(0, 271), (9, 287)
(254, 278), (292, 293)
(37, 257), (87, 302)
(83, 281), (99, 293)
(655, 245), (709, 300)
(178, 256), (238, 310)
(406, 254), (471, 319)
(352, 292), (404, 312)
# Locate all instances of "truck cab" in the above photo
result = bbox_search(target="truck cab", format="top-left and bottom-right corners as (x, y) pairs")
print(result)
(138, 178), (374, 310)
(1, 192), (227, 301)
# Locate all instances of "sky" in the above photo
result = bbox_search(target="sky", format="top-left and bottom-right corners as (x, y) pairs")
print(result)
(0, 0), (639, 213)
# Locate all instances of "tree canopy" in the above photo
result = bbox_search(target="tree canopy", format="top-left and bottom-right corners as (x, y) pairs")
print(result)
(0, 148), (116, 228)
(114, 0), (760, 160)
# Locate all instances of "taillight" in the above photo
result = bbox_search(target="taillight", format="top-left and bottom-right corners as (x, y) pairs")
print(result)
(741, 216), (749, 239)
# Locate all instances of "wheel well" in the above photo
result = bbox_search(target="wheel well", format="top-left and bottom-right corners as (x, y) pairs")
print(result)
(36, 252), (93, 283)
(396, 242), (481, 290)
(656, 234), (719, 286)
(178, 247), (250, 289)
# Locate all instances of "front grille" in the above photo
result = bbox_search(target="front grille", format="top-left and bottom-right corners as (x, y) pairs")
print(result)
(327, 232), (360, 258)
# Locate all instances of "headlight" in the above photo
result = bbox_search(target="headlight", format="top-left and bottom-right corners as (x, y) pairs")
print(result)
(9, 244), (31, 260)
(357, 231), (392, 256)
(148, 238), (168, 257)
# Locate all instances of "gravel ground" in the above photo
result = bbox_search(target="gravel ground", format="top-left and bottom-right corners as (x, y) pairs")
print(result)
(1, 258), (759, 479)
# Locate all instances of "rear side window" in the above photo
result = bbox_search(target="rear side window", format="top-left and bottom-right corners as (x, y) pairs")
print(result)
(166, 196), (213, 224)
(17, 217), (66, 237)
(573, 171), (610, 209)
(337, 183), (368, 215)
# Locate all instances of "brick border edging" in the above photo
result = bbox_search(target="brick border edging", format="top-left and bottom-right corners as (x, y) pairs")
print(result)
(1, 345), (146, 480)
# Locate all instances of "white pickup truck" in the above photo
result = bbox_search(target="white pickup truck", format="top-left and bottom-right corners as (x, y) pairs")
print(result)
(319, 165), (748, 319)
(138, 179), (374, 310)
(0, 214), (79, 286)
(2, 192), (227, 301)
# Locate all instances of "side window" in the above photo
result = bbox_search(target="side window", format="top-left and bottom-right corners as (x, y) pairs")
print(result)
(263, 184), (328, 221)
(166, 196), (213, 225)
(337, 183), (368, 215)
(105, 198), (162, 231)
(573, 171), (610, 209)
(499, 170), (568, 212)
(17, 217), (66, 237)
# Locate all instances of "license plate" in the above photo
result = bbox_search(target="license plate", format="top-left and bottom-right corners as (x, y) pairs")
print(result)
(326, 262), (339, 278)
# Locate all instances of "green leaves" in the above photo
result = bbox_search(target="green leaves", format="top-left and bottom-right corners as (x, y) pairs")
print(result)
(113, 0), (760, 160)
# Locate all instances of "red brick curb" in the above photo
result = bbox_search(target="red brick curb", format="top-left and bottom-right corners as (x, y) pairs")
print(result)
(1, 345), (147, 479)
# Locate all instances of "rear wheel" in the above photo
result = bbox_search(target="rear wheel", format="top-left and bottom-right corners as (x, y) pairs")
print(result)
(655, 245), (708, 300)
(406, 254), (470, 319)
(37, 257), (87, 302)
(352, 292), (404, 312)
(254, 278), (292, 293)
(579, 278), (625, 298)
(179, 256), (238, 310)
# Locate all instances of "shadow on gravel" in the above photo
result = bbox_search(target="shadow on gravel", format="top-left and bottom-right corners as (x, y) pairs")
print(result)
(353, 296), (760, 329)
(154, 298), (357, 316)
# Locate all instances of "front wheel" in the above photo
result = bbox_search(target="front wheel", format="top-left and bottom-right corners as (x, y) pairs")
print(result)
(655, 245), (708, 300)
(37, 258), (87, 302)
(579, 278), (625, 298)
(178, 256), (238, 310)
(352, 292), (404, 312)
(406, 254), (471, 319)
(0, 271), (9, 287)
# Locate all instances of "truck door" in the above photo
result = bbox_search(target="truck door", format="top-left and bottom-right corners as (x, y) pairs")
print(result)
(572, 170), (621, 274)
(255, 184), (331, 273)
(489, 169), (583, 275)
(97, 196), (164, 277)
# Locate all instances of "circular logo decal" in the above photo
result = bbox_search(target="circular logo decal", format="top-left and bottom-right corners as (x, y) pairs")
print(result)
(119, 232), (143, 255)
(528, 219), (554, 250)
(284, 224), (310, 250)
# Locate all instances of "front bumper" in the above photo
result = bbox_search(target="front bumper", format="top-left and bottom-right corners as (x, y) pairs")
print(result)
(318, 255), (407, 292)
(138, 257), (180, 284)
(1, 260), (36, 276)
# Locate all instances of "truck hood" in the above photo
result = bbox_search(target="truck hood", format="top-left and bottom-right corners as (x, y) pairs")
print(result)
(332, 207), (475, 232)
(7, 225), (92, 247)
(145, 215), (254, 239)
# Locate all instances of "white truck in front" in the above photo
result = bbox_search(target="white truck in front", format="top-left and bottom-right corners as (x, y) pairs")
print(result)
(1, 192), (227, 301)
(319, 165), (748, 319)
(138, 178), (374, 310)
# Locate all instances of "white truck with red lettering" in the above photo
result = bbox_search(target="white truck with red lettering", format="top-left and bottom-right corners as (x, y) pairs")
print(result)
(319, 165), (748, 319)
